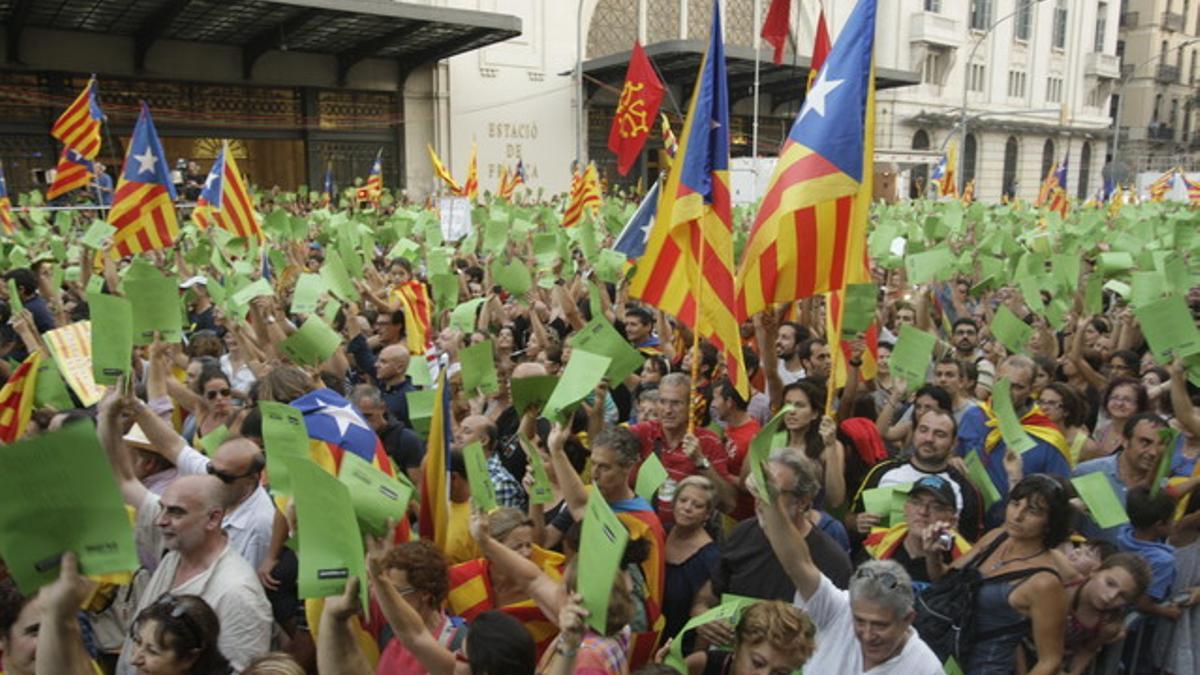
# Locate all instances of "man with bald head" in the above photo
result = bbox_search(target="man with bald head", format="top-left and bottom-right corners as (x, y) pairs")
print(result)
(375, 343), (417, 428)
(124, 398), (278, 571)
(98, 392), (272, 673)
(458, 413), (527, 511)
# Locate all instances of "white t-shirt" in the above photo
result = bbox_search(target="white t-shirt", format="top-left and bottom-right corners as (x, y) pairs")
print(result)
(875, 464), (964, 512)
(794, 576), (943, 674)
(778, 359), (807, 386)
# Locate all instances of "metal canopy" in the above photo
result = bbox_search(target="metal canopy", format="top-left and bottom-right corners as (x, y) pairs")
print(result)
(581, 40), (918, 109)
(5, 0), (522, 82)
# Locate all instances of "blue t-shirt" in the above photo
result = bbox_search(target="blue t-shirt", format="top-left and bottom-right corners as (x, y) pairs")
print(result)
(1117, 524), (1176, 601)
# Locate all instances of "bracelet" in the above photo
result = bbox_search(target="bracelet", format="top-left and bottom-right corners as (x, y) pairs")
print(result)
(556, 642), (580, 658)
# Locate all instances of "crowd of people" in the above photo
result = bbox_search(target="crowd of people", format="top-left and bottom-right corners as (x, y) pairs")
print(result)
(0, 189), (1199, 675)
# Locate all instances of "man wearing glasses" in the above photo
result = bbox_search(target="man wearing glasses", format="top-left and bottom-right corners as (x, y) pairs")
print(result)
(858, 475), (971, 591)
(756, 463), (943, 674)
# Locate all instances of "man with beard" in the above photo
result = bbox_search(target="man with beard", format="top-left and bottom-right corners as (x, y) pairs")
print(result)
(848, 407), (983, 542)
(942, 317), (995, 399)
(774, 321), (810, 385)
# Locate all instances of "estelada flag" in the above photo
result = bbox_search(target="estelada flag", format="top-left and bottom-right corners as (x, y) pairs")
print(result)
(607, 41), (665, 176)
(0, 351), (40, 444)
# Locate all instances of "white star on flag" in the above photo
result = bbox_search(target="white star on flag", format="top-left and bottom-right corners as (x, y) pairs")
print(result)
(321, 400), (371, 437)
(133, 148), (158, 175)
(797, 68), (845, 124)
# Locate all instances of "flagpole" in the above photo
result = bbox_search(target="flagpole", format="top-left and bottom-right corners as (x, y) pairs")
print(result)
(687, 224), (704, 436)
(751, 0), (761, 196)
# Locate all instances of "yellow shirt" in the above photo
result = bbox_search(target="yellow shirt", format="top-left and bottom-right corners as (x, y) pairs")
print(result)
(444, 500), (481, 565)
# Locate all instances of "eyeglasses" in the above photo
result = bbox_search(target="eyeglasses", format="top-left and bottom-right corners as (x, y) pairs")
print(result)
(206, 460), (262, 484)
(906, 495), (955, 514)
(391, 584), (417, 596)
(853, 566), (902, 590)
(1037, 399), (1062, 409)
(659, 398), (688, 408)
(205, 388), (231, 400)
(1109, 395), (1138, 405)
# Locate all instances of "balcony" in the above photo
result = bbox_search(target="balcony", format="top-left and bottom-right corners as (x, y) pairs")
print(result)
(1119, 11), (1138, 28)
(910, 11), (962, 48)
(1147, 125), (1176, 141)
(1121, 63), (1135, 79)
(1162, 11), (1185, 31)
(1085, 52), (1121, 79)
(1156, 63), (1181, 83)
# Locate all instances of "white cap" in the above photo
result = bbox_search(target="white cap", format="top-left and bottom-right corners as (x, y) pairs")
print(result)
(179, 275), (207, 289)
(122, 424), (152, 449)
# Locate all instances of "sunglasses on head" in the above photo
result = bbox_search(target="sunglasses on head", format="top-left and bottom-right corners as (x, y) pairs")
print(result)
(853, 566), (903, 590)
(206, 455), (264, 484)
(142, 594), (203, 647)
(205, 388), (231, 400)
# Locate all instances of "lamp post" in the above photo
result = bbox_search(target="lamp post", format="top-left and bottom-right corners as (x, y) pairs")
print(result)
(575, 0), (586, 165)
(958, 0), (1049, 190)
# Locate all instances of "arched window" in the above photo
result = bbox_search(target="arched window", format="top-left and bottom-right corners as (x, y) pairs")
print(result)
(1002, 136), (1020, 199)
(1040, 139), (1056, 179)
(962, 133), (979, 187)
(1078, 142), (1092, 199)
(911, 130), (931, 198)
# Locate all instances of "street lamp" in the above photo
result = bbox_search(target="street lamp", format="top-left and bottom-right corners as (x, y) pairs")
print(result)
(958, 0), (1050, 189)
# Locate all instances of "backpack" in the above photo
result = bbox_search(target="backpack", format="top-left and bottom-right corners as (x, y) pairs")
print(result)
(912, 533), (1007, 663)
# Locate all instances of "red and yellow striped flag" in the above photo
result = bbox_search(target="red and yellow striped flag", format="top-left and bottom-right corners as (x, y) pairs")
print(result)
(561, 162), (602, 229)
(0, 164), (15, 235)
(192, 141), (262, 241)
(392, 281), (433, 355)
(461, 143), (478, 201)
(108, 103), (178, 258)
(46, 148), (96, 201)
(51, 76), (103, 160)
(427, 144), (463, 194)
(418, 369), (452, 549)
(629, 4), (748, 397)
(0, 351), (41, 444)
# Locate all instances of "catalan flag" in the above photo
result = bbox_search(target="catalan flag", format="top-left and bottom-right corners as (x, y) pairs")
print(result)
(107, 103), (178, 259)
(660, 113), (678, 158)
(629, 0), (748, 398)
(930, 142), (957, 198)
(1148, 167), (1177, 202)
(736, 0), (877, 326)
(427, 144), (463, 194)
(192, 141), (263, 241)
(391, 280), (433, 355)
(50, 76), (104, 160)
(0, 351), (41, 444)
(291, 388), (396, 477)
(461, 143), (479, 201)
(511, 159), (526, 192)
(447, 550), (564, 657)
(46, 148), (96, 201)
(1182, 172), (1200, 205)
(961, 178), (975, 205)
(356, 149), (383, 204)
(561, 162), (602, 229)
(419, 368), (452, 549)
(497, 165), (513, 201)
(0, 164), (15, 235)
(1037, 159), (1069, 215)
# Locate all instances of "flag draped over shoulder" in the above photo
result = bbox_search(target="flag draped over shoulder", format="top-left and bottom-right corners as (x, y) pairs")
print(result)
(193, 141), (263, 241)
(51, 76), (103, 160)
(427, 144), (463, 195)
(0, 164), (15, 235)
(608, 41), (666, 176)
(391, 280), (433, 355)
(629, 0), (748, 398)
(736, 0), (878, 323)
(108, 102), (178, 258)
(419, 369), (453, 549)
(0, 351), (41, 444)
(47, 148), (96, 201)
(291, 388), (395, 477)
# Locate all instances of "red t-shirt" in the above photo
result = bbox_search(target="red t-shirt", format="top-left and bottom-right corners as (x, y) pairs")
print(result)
(722, 418), (761, 520)
(629, 420), (732, 525)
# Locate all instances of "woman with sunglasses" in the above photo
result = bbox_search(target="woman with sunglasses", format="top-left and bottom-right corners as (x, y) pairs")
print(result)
(148, 340), (238, 450)
(924, 474), (1072, 675)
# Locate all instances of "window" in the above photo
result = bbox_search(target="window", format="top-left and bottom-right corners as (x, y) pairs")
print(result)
(1171, 98), (1180, 129)
(922, 51), (946, 84)
(1154, 94), (1163, 122)
(924, 0), (942, 11)
(1046, 76), (1064, 103)
(1007, 70), (1028, 98)
(968, 63), (987, 92)
(1116, 39), (1125, 59)
(1095, 3), (1108, 52)
(1192, 50), (1197, 84)
(963, 134), (979, 186)
(1041, 139), (1056, 178)
(911, 130), (931, 199)
(970, 0), (993, 31)
(1052, 1), (1068, 49)
(1015, 0), (1033, 41)
(1078, 142), (1092, 200)
(1088, 83), (1109, 108)
(1002, 137), (1019, 199)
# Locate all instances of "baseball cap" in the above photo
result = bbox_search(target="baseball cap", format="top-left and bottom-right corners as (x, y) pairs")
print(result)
(910, 475), (956, 509)
(179, 275), (207, 289)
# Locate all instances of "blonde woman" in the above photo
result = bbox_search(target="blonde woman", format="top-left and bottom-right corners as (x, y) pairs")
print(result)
(663, 476), (720, 639)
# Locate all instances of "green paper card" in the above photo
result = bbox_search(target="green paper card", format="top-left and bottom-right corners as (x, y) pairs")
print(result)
(290, 273), (328, 316)
(407, 357), (432, 389)
(450, 298), (486, 334)
(944, 655), (966, 675)
(965, 450), (1002, 508)
(993, 379), (1036, 454)
(483, 218), (509, 255)
(459, 340), (498, 395)
(1083, 274), (1103, 316)
(260, 401), (312, 497)
(33, 359), (73, 411)
(1103, 279), (1132, 299)
(406, 389), (436, 436)
(6, 278), (22, 316)
(568, 318), (645, 384)
(1134, 295), (1200, 364)
(517, 435), (556, 506)
(279, 316), (342, 366)
(492, 258), (532, 297)
(888, 325), (936, 390)
(748, 406), (792, 502)
(463, 441), (498, 513)
(594, 249), (627, 284)
(124, 275), (182, 344)
(840, 283), (877, 337)
(197, 424), (230, 456)
(88, 292), (132, 385)
(427, 248), (452, 277)
(388, 237), (421, 261)
(888, 482), (914, 526)
(286, 456), (368, 613)
(663, 597), (756, 672)
(544, 350), (611, 421)
(990, 305), (1033, 355)
(511, 375), (559, 415)
(1097, 252), (1134, 275)
(635, 452), (669, 502)
(1151, 427), (1179, 497)
(1071, 472), (1130, 529)
(338, 453), (414, 538)
(320, 251), (360, 303)
(905, 245), (956, 284)
(861, 484), (900, 517)
(430, 274), (459, 312)
(0, 421), (138, 593)
(578, 490), (630, 634)
(533, 233), (559, 268)
(81, 219), (115, 250)
(230, 279), (274, 307)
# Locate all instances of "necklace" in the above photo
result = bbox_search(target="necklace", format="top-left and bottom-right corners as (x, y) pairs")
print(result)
(989, 542), (1047, 571)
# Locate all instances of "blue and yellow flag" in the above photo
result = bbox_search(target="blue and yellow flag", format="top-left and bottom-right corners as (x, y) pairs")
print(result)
(108, 102), (178, 258)
(419, 368), (453, 549)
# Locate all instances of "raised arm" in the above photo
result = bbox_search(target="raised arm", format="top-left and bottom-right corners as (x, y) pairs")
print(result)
(316, 577), (383, 675)
(753, 475), (821, 600)
(34, 553), (96, 675)
(96, 386), (149, 509)
(131, 395), (187, 465)
(548, 422), (589, 520)
(470, 508), (566, 622)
